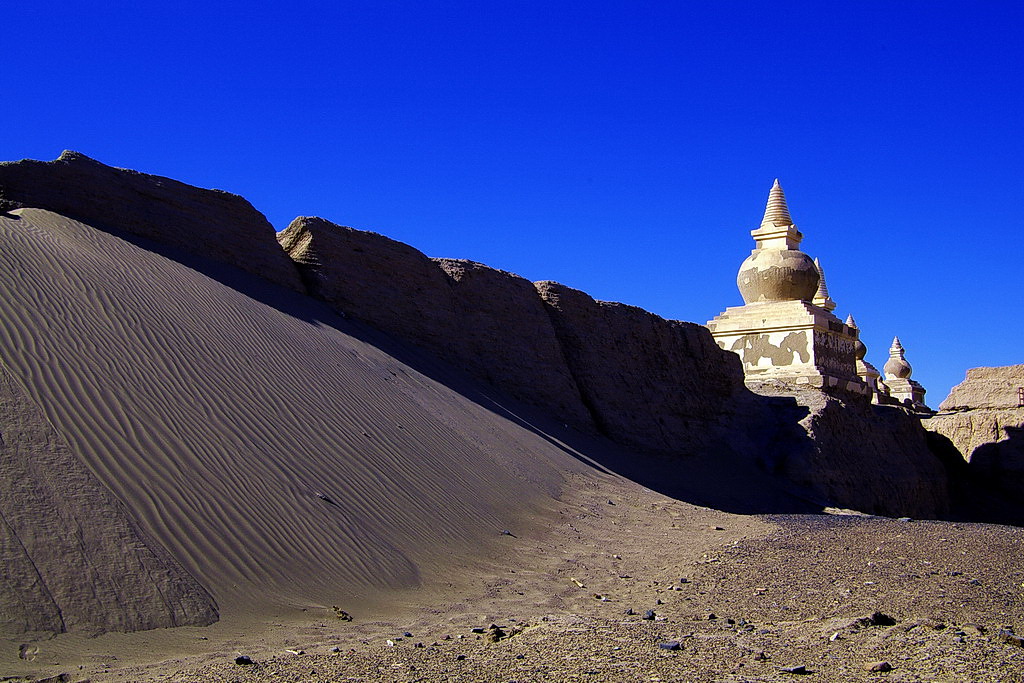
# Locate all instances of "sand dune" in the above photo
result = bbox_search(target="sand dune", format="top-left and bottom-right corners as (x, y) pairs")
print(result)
(0, 208), (600, 619)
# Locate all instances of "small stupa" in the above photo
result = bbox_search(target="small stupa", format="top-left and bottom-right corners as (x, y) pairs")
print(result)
(883, 336), (928, 410)
(707, 180), (867, 394)
(846, 315), (883, 397)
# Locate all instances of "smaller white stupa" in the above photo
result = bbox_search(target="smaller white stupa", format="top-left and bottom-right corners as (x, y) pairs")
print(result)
(883, 336), (928, 410)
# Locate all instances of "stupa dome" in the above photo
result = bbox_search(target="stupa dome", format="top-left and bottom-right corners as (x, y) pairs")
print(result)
(737, 248), (819, 303)
(883, 336), (913, 379)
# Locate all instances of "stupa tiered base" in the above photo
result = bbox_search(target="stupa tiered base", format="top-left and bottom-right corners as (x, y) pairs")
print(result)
(707, 300), (869, 395)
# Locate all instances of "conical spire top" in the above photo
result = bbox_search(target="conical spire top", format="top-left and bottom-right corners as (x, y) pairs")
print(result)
(760, 179), (793, 229)
(845, 314), (857, 328)
(812, 258), (836, 311)
(890, 336), (904, 354)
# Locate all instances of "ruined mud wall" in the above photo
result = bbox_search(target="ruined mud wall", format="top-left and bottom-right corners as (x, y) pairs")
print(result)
(534, 280), (747, 454)
(923, 366), (1024, 506)
(751, 384), (951, 518)
(0, 151), (304, 292)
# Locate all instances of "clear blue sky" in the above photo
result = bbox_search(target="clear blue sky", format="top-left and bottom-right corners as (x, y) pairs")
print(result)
(7, 2), (1022, 403)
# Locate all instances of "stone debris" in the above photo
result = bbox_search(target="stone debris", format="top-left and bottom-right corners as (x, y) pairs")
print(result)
(234, 655), (254, 666)
(658, 641), (682, 651)
(998, 629), (1024, 647)
(642, 610), (656, 620)
(856, 611), (896, 627)
(864, 661), (893, 672)
(779, 664), (809, 674)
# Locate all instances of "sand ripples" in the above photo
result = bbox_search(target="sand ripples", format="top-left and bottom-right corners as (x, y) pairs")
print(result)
(0, 209), (570, 610)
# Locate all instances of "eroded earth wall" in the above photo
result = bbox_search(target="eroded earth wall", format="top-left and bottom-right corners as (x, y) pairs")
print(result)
(0, 151), (304, 292)
(923, 366), (1024, 509)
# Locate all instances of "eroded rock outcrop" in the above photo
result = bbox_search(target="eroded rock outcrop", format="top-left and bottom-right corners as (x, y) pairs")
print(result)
(0, 151), (304, 292)
(535, 280), (746, 454)
(751, 384), (951, 518)
(278, 218), (594, 427)
(923, 366), (1024, 507)
(0, 362), (217, 637)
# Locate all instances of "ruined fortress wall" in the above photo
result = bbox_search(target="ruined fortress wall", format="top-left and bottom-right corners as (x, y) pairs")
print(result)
(0, 151), (305, 292)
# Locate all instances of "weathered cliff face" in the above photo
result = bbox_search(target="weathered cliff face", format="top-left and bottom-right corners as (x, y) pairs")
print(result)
(434, 259), (593, 429)
(923, 366), (1024, 508)
(0, 362), (217, 637)
(938, 365), (1024, 411)
(277, 218), (594, 428)
(279, 216), (458, 353)
(534, 280), (746, 454)
(749, 384), (951, 518)
(0, 151), (304, 292)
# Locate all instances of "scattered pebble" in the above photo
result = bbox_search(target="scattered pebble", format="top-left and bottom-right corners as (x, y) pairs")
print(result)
(998, 630), (1024, 647)
(642, 610), (656, 620)
(863, 661), (892, 672)
(234, 656), (254, 666)
(779, 665), (809, 674)
(658, 641), (682, 651)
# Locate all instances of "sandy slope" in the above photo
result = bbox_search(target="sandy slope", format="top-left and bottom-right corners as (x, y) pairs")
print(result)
(0, 208), (603, 614)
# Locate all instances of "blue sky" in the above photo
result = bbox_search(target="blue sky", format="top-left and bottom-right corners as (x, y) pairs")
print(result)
(6, 2), (1022, 402)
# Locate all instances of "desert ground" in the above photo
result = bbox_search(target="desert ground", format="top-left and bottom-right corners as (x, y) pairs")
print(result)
(7, 475), (1024, 682)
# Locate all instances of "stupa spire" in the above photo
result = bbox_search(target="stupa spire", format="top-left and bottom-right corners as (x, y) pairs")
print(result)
(812, 258), (836, 311)
(760, 179), (793, 229)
